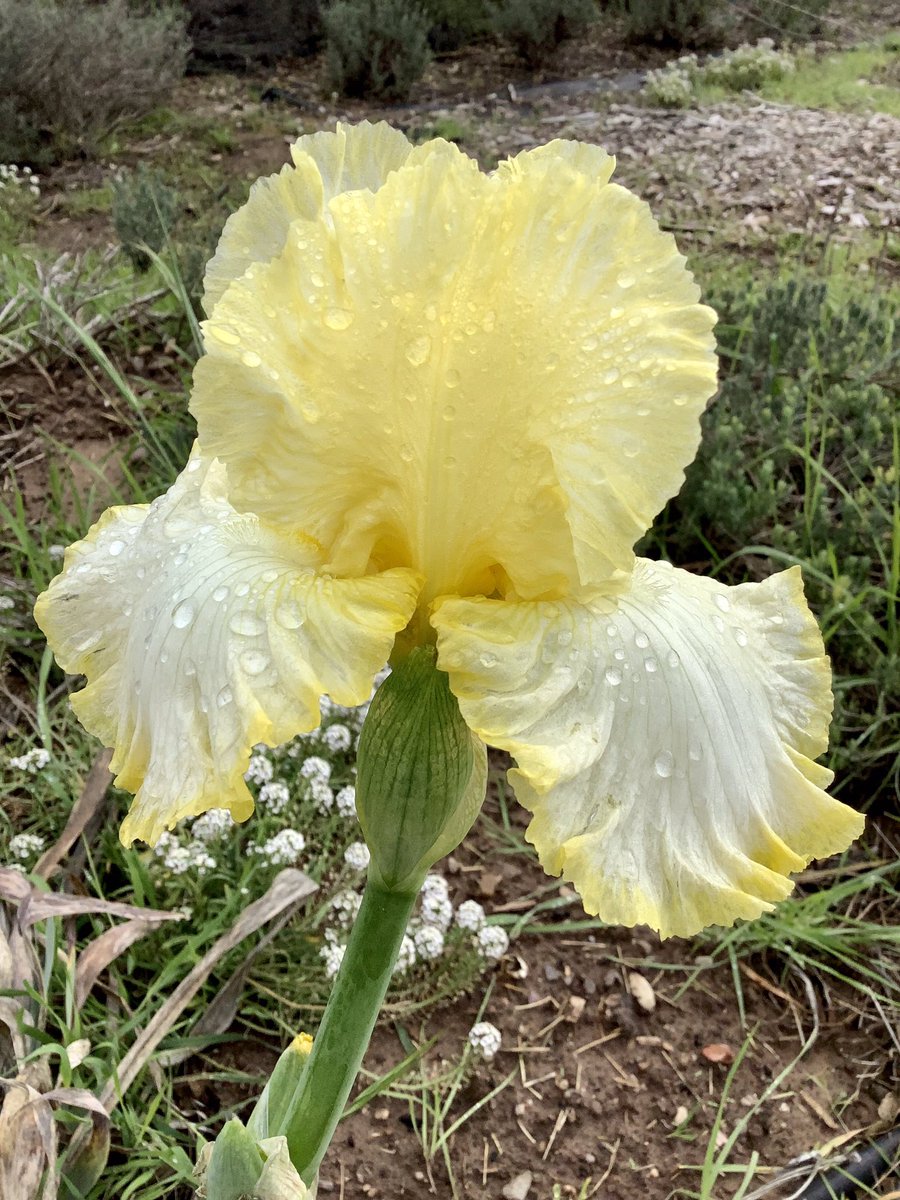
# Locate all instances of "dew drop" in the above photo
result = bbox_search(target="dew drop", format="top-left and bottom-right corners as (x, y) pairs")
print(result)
(443, 454), (457, 469)
(634, 631), (650, 649)
(644, 656), (658, 673)
(583, 335), (598, 352)
(689, 744), (703, 762)
(216, 685), (233, 708)
(229, 612), (266, 637)
(184, 659), (197, 677)
(609, 306), (624, 320)
(235, 582), (250, 597)
(310, 271), (325, 288)
(210, 325), (240, 346)
(714, 594), (731, 612)
(241, 350), (261, 369)
(605, 623), (618, 638)
(479, 652), (498, 669)
(240, 649), (270, 676)
(654, 750), (674, 778)
(108, 539), (125, 557)
(444, 370), (460, 391)
(160, 649), (169, 664)
(172, 600), (195, 629)
(617, 272), (635, 289)
(734, 627), (748, 647)
(424, 303), (437, 322)
(301, 404), (320, 424)
(605, 667), (622, 686)
(405, 335), (431, 367)
(666, 650), (680, 668)
(399, 445), (414, 463)
(276, 600), (304, 629)
(602, 368), (620, 385)
(613, 648), (626, 662)
(261, 569), (279, 584)
(213, 585), (229, 603)
(324, 307), (353, 331)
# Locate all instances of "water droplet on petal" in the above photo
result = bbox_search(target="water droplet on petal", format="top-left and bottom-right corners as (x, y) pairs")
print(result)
(714, 594), (731, 612)
(108, 540), (125, 556)
(405, 335), (431, 367)
(210, 325), (240, 346)
(666, 650), (680, 668)
(617, 272), (635, 289)
(644, 656), (658, 673)
(229, 612), (266, 637)
(216, 685), (233, 708)
(235, 582), (251, 597)
(654, 751), (674, 778)
(444, 371), (460, 391)
(240, 649), (269, 676)
(324, 307), (353, 331)
(261, 569), (279, 584)
(634, 632), (650, 649)
(605, 667), (622, 686)
(734, 627), (748, 647)
(213, 585), (229, 603)
(172, 600), (195, 629)
(479, 652), (498, 669)
(689, 744), (703, 762)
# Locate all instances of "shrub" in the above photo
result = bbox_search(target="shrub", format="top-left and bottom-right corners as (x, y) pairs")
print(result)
(618, 0), (723, 48)
(112, 169), (180, 273)
(740, 0), (831, 41)
(323, 0), (431, 101)
(424, 0), (490, 51)
(0, 0), (188, 165)
(650, 276), (899, 806)
(488, 0), (597, 66)
(186, 0), (323, 70)
(642, 39), (795, 106)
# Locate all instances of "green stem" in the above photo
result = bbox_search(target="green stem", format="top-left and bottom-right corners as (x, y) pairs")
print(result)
(282, 877), (417, 1183)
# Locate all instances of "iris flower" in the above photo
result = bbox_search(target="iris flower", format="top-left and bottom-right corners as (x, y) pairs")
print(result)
(35, 122), (862, 937)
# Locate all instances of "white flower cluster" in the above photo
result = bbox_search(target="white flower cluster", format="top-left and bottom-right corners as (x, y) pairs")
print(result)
(476, 925), (510, 961)
(300, 756), (331, 781)
(455, 899), (486, 932)
(154, 832), (217, 875)
(322, 723), (352, 753)
(0, 164), (40, 196)
(644, 40), (794, 108)
(0, 595), (15, 612)
(8, 832), (46, 862)
(9, 747), (51, 773)
(250, 828), (306, 866)
(329, 888), (363, 929)
(343, 841), (370, 871)
(320, 940), (345, 979)
(258, 780), (290, 814)
(335, 785), (356, 818)
(190, 807), (234, 842)
(245, 752), (274, 786)
(468, 1021), (502, 1062)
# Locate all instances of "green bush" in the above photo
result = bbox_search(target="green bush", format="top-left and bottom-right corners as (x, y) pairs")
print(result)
(650, 276), (899, 807)
(643, 39), (795, 106)
(186, 0), (323, 70)
(488, 0), (597, 66)
(424, 0), (490, 51)
(741, 0), (831, 41)
(617, 0), (723, 48)
(112, 168), (180, 273)
(323, 0), (431, 101)
(0, 0), (188, 165)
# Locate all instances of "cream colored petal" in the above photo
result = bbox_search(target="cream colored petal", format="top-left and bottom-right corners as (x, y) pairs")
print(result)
(433, 560), (864, 937)
(34, 453), (420, 846)
(202, 121), (417, 315)
(192, 139), (717, 606)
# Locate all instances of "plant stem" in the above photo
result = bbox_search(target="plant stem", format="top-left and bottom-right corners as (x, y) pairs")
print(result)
(281, 877), (418, 1183)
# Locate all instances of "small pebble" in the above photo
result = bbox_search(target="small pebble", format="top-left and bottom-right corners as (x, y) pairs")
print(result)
(502, 1171), (533, 1200)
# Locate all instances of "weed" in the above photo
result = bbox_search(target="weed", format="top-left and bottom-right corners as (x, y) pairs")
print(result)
(323, 0), (432, 101)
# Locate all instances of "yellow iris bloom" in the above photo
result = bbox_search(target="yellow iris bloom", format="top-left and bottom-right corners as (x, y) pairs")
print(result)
(35, 122), (863, 937)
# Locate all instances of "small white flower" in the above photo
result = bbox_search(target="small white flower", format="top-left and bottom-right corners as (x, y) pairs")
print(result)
(0, 596), (15, 611)
(9, 833), (46, 862)
(190, 807), (234, 842)
(468, 1021), (502, 1061)
(245, 753), (273, 785)
(329, 888), (363, 928)
(420, 873), (449, 900)
(335, 785), (357, 818)
(190, 848), (217, 875)
(321, 940), (346, 979)
(395, 934), (416, 973)
(252, 828), (306, 866)
(420, 891), (453, 931)
(309, 776), (334, 813)
(322, 723), (352, 753)
(258, 780), (290, 814)
(48, 544), (65, 561)
(476, 925), (510, 962)
(455, 899), (486, 932)
(9, 747), (51, 773)
(300, 756), (331, 782)
(413, 924), (445, 961)
(344, 841), (370, 871)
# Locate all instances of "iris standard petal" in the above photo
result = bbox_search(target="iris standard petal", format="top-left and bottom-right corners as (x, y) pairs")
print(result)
(192, 138), (717, 605)
(202, 120), (418, 315)
(34, 454), (420, 846)
(432, 560), (864, 937)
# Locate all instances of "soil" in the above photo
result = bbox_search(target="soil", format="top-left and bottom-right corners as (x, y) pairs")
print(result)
(189, 789), (897, 1200)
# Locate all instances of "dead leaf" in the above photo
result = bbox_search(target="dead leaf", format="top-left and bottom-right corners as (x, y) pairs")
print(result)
(34, 750), (113, 881)
(0, 1079), (57, 1200)
(701, 1043), (735, 1064)
(75, 914), (183, 1008)
(479, 871), (503, 898)
(627, 972), (656, 1013)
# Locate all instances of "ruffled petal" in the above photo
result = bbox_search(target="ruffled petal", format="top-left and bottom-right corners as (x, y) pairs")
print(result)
(34, 453), (420, 845)
(202, 121), (418, 315)
(192, 139), (717, 605)
(433, 560), (864, 937)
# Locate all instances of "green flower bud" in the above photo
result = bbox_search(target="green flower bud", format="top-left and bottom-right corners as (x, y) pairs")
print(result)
(356, 646), (487, 893)
(248, 1033), (313, 1141)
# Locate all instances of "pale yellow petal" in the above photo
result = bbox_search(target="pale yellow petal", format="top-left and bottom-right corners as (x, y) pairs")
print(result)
(34, 453), (420, 845)
(202, 121), (417, 315)
(433, 561), (863, 938)
(192, 139), (717, 607)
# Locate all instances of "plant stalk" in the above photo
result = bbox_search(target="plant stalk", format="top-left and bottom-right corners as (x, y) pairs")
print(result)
(281, 877), (418, 1183)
